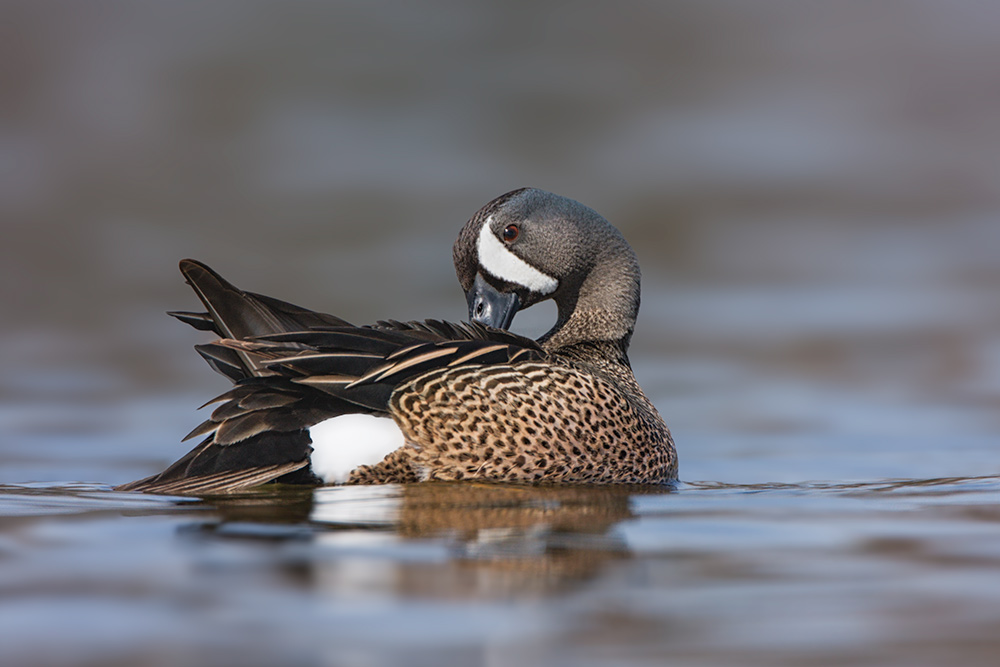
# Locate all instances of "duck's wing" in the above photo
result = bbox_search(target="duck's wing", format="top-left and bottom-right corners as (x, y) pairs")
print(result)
(119, 325), (544, 495)
(251, 319), (545, 413)
(120, 260), (546, 495)
(114, 435), (315, 495)
(114, 373), (341, 494)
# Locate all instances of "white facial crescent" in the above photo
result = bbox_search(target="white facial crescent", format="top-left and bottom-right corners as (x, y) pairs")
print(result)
(477, 218), (558, 294)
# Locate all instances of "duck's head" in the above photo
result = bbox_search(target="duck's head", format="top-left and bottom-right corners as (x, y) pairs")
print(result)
(453, 188), (642, 349)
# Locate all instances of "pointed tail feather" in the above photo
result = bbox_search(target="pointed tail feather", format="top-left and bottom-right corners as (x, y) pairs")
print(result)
(174, 259), (353, 379)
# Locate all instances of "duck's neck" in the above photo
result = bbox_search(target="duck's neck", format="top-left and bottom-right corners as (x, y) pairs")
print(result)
(539, 247), (640, 358)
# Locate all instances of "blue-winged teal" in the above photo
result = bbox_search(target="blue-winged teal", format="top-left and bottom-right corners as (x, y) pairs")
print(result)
(118, 188), (677, 494)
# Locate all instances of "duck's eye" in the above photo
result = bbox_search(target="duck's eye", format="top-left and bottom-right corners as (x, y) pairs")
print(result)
(502, 224), (519, 242)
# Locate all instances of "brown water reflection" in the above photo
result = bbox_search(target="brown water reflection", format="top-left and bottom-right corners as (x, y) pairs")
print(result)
(201, 483), (650, 598)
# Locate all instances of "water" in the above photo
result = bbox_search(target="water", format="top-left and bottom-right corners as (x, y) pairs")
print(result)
(3, 478), (1000, 665)
(3, 2), (1000, 665)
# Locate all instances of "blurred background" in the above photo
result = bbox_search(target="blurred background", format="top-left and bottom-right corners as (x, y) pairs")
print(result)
(3, 1), (999, 484)
(4, 0), (1000, 483)
(3, 2), (1000, 665)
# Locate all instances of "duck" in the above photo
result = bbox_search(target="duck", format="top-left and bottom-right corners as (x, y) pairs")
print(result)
(117, 188), (677, 495)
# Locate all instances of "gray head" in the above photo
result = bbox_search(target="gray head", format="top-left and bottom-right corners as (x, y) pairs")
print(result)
(453, 188), (641, 350)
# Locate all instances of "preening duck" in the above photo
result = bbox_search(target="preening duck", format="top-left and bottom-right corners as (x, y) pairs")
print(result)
(117, 188), (676, 494)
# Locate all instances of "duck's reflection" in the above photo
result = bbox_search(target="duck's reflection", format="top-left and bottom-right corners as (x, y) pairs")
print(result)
(197, 483), (671, 598)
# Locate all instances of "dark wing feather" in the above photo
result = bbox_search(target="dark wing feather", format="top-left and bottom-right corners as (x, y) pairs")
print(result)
(179, 259), (353, 337)
(178, 321), (546, 425)
(372, 319), (536, 347)
(293, 378), (397, 413)
(263, 351), (387, 377)
(256, 329), (546, 411)
(123, 462), (311, 496)
(172, 259), (352, 379)
(115, 431), (316, 496)
(167, 310), (217, 331)
(182, 376), (353, 446)
(194, 343), (255, 382)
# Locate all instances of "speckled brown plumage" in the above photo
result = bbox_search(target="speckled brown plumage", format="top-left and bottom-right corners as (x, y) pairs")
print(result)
(348, 349), (674, 484)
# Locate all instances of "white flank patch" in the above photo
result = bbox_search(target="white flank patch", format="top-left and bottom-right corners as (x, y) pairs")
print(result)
(477, 218), (558, 294)
(308, 414), (406, 484)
